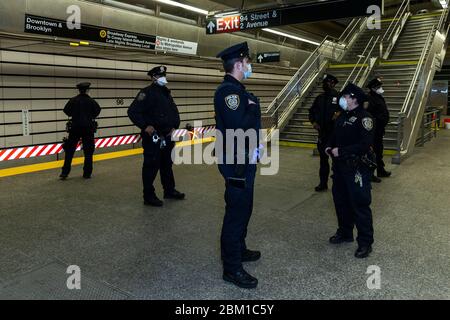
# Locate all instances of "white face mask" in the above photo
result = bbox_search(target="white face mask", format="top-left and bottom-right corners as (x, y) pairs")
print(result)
(376, 87), (384, 95)
(156, 77), (168, 86)
(339, 96), (348, 111)
(243, 63), (253, 80)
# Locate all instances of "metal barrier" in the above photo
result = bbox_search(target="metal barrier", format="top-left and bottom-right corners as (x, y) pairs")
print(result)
(416, 108), (441, 146)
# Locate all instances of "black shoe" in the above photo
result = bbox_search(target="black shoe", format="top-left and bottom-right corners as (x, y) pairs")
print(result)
(144, 196), (163, 207)
(315, 185), (328, 192)
(83, 174), (91, 179)
(164, 190), (185, 200)
(329, 234), (354, 244)
(378, 170), (391, 178)
(223, 269), (258, 289)
(371, 175), (382, 183)
(242, 249), (261, 262)
(59, 173), (68, 180)
(355, 245), (372, 258)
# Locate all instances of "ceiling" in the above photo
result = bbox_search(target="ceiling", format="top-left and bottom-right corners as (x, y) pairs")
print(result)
(95, 0), (437, 51)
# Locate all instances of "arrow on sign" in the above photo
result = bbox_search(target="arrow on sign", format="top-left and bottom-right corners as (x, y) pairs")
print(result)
(258, 54), (264, 63)
(207, 21), (216, 33)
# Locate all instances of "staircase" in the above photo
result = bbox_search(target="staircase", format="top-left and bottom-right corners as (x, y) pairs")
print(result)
(368, 12), (441, 149)
(280, 20), (391, 144)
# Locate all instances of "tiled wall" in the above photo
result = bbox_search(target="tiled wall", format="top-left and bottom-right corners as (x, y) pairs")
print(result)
(0, 50), (290, 149)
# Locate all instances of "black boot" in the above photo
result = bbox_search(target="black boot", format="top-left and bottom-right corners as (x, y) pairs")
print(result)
(144, 195), (163, 207)
(371, 175), (382, 183)
(315, 184), (328, 192)
(59, 173), (69, 180)
(355, 245), (372, 258)
(378, 170), (391, 178)
(242, 249), (261, 262)
(164, 189), (185, 200)
(223, 269), (258, 289)
(329, 233), (354, 244)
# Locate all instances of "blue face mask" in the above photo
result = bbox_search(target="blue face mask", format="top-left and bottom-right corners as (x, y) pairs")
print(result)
(243, 63), (252, 80)
(339, 97), (348, 111)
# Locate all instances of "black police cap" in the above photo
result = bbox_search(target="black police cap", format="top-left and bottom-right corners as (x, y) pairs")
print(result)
(323, 73), (339, 84)
(216, 42), (250, 62)
(340, 83), (368, 104)
(367, 78), (383, 89)
(148, 66), (167, 77)
(77, 82), (91, 90)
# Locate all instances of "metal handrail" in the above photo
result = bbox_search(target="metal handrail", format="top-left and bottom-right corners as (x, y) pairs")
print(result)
(268, 51), (323, 118)
(265, 18), (367, 116)
(264, 35), (331, 115)
(339, 17), (363, 44)
(380, 0), (410, 58)
(354, 35), (381, 86)
(262, 17), (368, 138)
(381, 0), (409, 44)
(437, 6), (449, 31)
(341, 35), (380, 89)
(401, 26), (436, 115)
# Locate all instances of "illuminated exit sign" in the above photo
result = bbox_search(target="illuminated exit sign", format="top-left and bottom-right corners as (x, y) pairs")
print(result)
(206, 0), (383, 35)
(206, 11), (280, 34)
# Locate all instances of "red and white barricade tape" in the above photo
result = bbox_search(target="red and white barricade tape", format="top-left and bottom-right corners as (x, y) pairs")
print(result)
(0, 126), (216, 162)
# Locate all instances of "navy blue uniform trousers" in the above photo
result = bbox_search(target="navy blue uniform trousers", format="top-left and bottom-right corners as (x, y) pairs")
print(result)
(219, 163), (257, 273)
(141, 132), (175, 200)
(331, 163), (374, 246)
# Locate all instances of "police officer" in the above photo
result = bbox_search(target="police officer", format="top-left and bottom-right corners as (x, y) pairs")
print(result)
(60, 82), (101, 180)
(128, 66), (185, 207)
(215, 42), (261, 289)
(367, 78), (391, 180)
(326, 83), (375, 258)
(309, 74), (340, 192)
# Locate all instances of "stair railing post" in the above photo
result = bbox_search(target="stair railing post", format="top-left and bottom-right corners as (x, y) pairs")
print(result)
(420, 113), (426, 147)
(274, 99), (279, 129)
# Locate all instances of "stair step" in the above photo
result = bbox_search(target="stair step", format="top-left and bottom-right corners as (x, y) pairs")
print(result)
(280, 138), (317, 144)
(282, 131), (317, 137)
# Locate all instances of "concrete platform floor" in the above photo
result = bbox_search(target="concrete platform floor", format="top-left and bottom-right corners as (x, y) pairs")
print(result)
(1, 132), (449, 300)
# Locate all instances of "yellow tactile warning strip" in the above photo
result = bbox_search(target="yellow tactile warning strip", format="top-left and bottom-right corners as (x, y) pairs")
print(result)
(0, 137), (215, 178)
(379, 60), (419, 66)
(279, 141), (317, 149)
(410, 12), (443, 20)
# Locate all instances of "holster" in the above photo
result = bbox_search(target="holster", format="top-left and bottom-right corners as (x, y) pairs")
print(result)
(65, 120), (72, 133)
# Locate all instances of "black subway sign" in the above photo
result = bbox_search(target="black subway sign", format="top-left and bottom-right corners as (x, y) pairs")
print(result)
(256, 52), (281, 64)
(206, 0), (383, 34)
(24, 14), (156, 50)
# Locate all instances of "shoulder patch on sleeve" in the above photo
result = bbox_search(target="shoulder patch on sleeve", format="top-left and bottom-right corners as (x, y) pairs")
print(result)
(137, 92), (146, 101)
(362, 117), (373, 131)
(225, 94), (240, 110)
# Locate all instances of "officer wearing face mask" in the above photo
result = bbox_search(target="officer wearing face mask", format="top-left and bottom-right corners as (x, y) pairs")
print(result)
(309, 74), (340, 192)
(367, 78), (391, 180)
(128, 66), (185, 207)
(325, 83), (375, 259)
(214, 42), (262, 289)
(60, 82), (101, 180)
